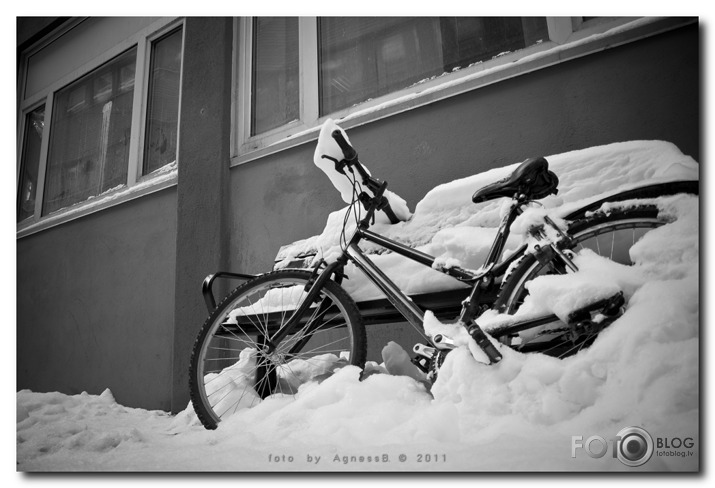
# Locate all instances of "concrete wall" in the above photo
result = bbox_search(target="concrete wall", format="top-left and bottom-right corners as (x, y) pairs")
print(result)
(171, 17), (233, 413)
(228, 23), (699, 359)
(17, 188), (177, 411)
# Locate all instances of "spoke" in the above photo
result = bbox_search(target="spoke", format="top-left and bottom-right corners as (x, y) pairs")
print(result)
(284, 335), (350, 357)
(281, 323), (350, 357)
(204, 366), (246, 388)
(210, 330), (252, 344)
(279, 285), (308, 332)
(286, 294), (332, 341)
(275, 361), (303, 389)
(279, 286), (290, 332)
(253, 367), (272, 399)
(610, 231), (616, 260)
(207, 374), (245, 403)
(283, 354), (346, 369)
(282, 317), (349, 353)
(216, 388), (246, 419)
(269, 288), (312, 342)
(207, 344), (246, 352)
(279, 298), (341, 348)
(521, 335), (566, 356)
(245, 294), (270, 340)
(219, 323), (259, 349)
(214, 367), (261, 419)
(241, 294), (271, 339)
(195, 274), (362, 426)
(557, 340), (586, 359)
(202, 356), (244, 363)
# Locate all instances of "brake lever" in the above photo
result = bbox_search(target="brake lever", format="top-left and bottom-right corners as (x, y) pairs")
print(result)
(321, 154), (348, 175)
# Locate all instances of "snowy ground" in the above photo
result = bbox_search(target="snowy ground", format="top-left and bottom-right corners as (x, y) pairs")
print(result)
(14, 134), (700, 473)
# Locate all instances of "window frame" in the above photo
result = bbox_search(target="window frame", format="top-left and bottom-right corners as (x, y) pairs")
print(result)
(232, 16), (694, 166)
(16, 17), (185, 236)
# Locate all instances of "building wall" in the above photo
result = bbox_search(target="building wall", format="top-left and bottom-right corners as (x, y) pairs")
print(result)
(16, 188), (177, 411)
(171, 17), (233, 413)
(228, 23), (698, 359)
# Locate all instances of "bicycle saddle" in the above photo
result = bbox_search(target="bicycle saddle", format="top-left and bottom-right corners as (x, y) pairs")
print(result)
(472, 157), (559, 203)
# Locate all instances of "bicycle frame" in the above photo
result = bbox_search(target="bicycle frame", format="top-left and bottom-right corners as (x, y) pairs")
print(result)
(344, 202), (565, 339)
(268, 194), (565, 351)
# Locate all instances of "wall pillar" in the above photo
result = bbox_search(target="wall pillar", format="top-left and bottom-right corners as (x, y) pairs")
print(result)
(172, 17), (233, 413)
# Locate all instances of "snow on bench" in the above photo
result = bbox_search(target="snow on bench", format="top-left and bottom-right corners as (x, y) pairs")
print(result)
(274, 138), (699, 315)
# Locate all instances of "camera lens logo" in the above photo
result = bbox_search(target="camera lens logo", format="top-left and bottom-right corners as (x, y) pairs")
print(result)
(616, 427), (654, 467)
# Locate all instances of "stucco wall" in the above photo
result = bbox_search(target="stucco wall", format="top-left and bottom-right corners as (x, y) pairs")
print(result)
(170, 17), (233, 413)
(17, 188), (177, 411)
(228, 24), (698, 359)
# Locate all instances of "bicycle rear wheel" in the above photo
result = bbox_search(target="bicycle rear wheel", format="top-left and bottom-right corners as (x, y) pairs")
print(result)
(494, 205), (667, 358)
(189, 269), (366, 429)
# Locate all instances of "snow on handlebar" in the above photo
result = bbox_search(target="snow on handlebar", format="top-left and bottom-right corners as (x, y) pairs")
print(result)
(313, 119), (412, 225)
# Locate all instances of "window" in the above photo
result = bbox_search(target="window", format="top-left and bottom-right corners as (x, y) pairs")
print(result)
(17, 105), (45, 222)
(43, 48), (136, 215)
(251, 17), (299, 135)
(237, 16), (653, 160)
(240, 17), (549, 147)
(317, 18), (548, 115)
(17, 18), (184, 227)
(144, 27), (183, 174)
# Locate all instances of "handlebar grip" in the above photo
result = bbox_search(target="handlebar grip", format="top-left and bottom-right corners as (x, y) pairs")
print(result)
(331, 130), (357, 162)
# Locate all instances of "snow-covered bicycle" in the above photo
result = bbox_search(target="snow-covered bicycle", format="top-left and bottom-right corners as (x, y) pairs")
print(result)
(189, 121), (695, 429)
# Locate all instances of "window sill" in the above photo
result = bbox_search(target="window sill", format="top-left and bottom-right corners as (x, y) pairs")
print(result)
(230, 16), (696, 168)
(16, 163), (178, 239)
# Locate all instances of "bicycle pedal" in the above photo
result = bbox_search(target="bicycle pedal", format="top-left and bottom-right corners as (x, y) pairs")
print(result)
(413, 343), (436, 359)
(432, 334), (457, 350)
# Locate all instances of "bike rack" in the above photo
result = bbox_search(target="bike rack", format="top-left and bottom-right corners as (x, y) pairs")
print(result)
(202, 271), (257, 313)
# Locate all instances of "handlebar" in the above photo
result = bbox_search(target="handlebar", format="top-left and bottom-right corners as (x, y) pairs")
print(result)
(329, 128), (400, 225)
(331, 130), (357, 162)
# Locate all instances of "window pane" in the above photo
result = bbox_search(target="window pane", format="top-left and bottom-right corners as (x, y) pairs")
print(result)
(251, 17), (299, 135)
(438, 18), (548, 71)
(319, 18), (444, 115)
(144, 27), (183, 175)
(318, 17), (548, 115)
(17, 105), (45, 222)
(43, 48), (136, 215)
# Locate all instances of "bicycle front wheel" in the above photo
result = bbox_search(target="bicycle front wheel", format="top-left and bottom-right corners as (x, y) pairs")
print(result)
(494, 205), (667, 358)
(189, 269), (366, 429)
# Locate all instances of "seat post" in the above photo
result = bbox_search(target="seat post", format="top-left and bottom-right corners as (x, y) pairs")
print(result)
(482, 197), (523, 270)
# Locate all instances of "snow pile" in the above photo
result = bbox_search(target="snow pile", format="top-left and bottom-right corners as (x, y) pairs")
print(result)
(277, 136), (698, 303)
(313, 118), (412, 225)
(16, 134), (699, 471)
(430, 192), (698, 455)
(17, 188), (698, 471)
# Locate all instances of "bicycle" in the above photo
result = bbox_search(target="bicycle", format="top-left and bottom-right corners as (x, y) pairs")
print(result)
(189, 122), (692, 430)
